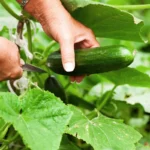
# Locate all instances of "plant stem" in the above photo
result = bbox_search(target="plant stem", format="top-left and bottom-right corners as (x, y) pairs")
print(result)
(0, 123), (11, 143)
(33, 73), (43, 87)
(0, 0), (21, 20)
(0, 133), (19, 144)
(37, 41), (56, 65)
(42, 41), (56, 57)
(87, 110), (98, 120)
(0, 145), (8, 150)
(17, 20), (24, 40)
(97, 85), (117, 111)
(0, 123), (11, 133)
(8, 132), (19, 143)
(26, 20), (33, 53)
(113, 4), (150, 10)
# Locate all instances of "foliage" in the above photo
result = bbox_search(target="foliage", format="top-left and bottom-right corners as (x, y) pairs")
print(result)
(0, 89), (72, 150)
(0, 0), (150, 150)
(66, 105), (141, 150)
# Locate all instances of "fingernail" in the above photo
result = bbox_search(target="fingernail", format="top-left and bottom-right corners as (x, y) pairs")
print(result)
(64, 62), (75, 72)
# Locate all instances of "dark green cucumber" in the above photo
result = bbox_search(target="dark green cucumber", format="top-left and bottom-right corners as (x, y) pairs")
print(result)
(47, 45), (134, 76)
(44, 76), (66, 102)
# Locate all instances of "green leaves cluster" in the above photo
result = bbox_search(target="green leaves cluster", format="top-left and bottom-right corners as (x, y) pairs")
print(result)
(0, 89), (142, 150)
(61, 0), (144, 42)
(0, 89), (72, 150)
(66, 105), (141, 150)
(0, 0), (150, 150)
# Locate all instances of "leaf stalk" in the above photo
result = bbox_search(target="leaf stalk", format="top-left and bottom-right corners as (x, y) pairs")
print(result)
(97, 85), (117, 111)
(26, 20), (33, 53)
(0, 0), (21, 20)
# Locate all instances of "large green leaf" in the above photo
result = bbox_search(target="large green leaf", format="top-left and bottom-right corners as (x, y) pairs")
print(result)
(61, 0), (94, 11)
(66, 105), (142, 150)
(0, 89), (72, 150)
(114, 85), (150, 113)
(61, 0), (144, 42)
(127, 92), (150, 113)
(101, 67), (150, 87)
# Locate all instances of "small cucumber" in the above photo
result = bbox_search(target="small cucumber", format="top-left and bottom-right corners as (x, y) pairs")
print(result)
(44, 76), (66, 102)
(47, 45), (134, 76)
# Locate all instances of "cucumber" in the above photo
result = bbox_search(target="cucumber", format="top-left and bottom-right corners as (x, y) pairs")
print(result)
(44, 76), (66, 102)
(47, 45), (134, 76)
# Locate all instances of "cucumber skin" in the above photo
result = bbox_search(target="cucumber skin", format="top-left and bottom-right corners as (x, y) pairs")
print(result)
(47, 45), (134, 76)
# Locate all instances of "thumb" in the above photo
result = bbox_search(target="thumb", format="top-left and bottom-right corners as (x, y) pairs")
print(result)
(59, 38), (75, 72)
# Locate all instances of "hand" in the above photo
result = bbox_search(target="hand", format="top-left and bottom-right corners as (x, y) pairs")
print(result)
(40, 12), (100, 82)
(18, 0), (99, 82)
(0, 37), (23, 81)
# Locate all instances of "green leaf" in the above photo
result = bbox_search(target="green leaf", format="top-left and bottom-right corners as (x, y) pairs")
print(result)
(127, 92), (150, 113)
(137, 134), (150, 150)
(0, 89), (72, 150)
(136, 143), (150, 150)
(66, 105), (142, 150)
(61, 0), (94, 11)
(101, 67), (150, 88)
(114, 85), (150, 113)
(0, 118), (5, 128)
(61, 0), (144, 42)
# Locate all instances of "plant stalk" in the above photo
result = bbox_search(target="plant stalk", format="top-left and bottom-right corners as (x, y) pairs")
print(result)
(26, 20), (32, 53)
(97, 85), (117, 111)
(87, 85), (117, 120)
(42, 41), (56, 57)
(0, 0), (21, 20)
(17, 20), (24, 40)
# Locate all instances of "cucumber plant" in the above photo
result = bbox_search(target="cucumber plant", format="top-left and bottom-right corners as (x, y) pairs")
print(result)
(0, 0), (150, 150)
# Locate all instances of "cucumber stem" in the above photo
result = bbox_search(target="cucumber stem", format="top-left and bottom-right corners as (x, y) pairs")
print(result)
(97, 85), (117, 111)
(113, 4), (150, 10)
(0, 0), (21, 20)
(26, 20), (33, 53)
(38, 41), (56, 65)
(42, 41), (56, 57)
(0, 145), (8, 150)
(0, 132), (19, 144)
(87, 85), (117, 120)
(17, 20), (24, 40)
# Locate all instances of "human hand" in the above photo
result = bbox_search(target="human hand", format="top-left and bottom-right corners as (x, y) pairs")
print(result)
(18, 0), (99, 82)
(40, 11), (100, 82)
(0, 37), (23, 81)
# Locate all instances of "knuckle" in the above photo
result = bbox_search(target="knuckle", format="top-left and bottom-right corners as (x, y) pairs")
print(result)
(61, 35), (73, 42)
(87, 28), (94, 35)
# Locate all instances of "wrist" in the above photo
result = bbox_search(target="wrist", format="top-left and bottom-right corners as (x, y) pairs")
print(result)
(16, 0), (64, 19)
(17, 0), (42, 14)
